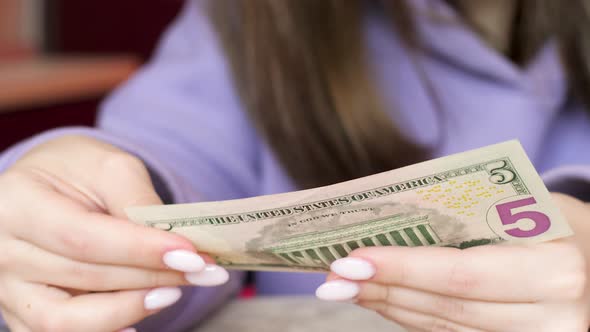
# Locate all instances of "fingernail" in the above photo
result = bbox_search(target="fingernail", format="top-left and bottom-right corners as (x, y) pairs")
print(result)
(144, 287), (182, 310)
(330, 257), (376, 280)
(163, 249), (205, 272)
(185, 264), (230, 286)
(119, 328), (136, 332)
(315, 280), (359, 301)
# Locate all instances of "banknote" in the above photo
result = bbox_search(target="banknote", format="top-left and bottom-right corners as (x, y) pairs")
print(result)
(127, 140), (573, 272)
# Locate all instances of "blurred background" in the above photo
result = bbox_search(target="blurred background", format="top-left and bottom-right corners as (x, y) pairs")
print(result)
(0, 0), (184, 150)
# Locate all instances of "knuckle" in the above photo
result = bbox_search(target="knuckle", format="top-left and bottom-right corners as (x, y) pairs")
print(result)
(395, 259), (410, 286)
(100, 151), (145, 175)
(552, 247), (587, 300)
(446, 260), (480, 295)
(123, 241), (147, 264)
(149, 270), (166, 288)
(427, 316), (459, 332)
(376, 304), (393, 320)
(432, 295), (466, 322)
(58, 230), (92, 260)
(67, 263), (107, 290)
(562, 268), (587, 301)
(384, 286), (396, 304)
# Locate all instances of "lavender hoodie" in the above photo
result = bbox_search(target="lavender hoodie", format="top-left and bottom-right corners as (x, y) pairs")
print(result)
(1, 0), (590, 330)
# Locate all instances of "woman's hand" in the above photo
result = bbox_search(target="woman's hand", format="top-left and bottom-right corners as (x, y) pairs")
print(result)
(0, 135), (229, 332)
(317, 193), (590, 332)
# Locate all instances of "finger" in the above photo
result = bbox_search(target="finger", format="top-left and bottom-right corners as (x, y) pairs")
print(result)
(90, 151), (164, 218)
(7, 239), (229, 291)
(343, 243), (585, 301)
(357, 282), (541, 332)
(326, 274), (340, 282)
(358, 301), (486, 332)
(53, 287), (183, 332)
(3, 278), (182, 332)
(1, 309), (31, 332)
(7, 238), (192, 291)
(5, 181), (207, 272)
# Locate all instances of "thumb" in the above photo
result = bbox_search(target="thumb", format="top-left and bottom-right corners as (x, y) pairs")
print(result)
(93, 152), (163, 219)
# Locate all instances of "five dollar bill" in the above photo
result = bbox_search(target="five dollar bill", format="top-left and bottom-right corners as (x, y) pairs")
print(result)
(127, 141), (573, 272)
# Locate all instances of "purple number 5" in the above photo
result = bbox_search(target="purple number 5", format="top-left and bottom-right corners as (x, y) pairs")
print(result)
(496, 197), (551, 237)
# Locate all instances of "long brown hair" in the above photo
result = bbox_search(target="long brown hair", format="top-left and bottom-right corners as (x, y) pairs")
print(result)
(209, 0), (590, 189)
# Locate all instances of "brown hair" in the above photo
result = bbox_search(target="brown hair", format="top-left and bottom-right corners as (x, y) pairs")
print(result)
(209, 0), (589, 189)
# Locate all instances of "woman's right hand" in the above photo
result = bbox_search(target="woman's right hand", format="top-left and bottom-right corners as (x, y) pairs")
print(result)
(0, 135), (228, 332)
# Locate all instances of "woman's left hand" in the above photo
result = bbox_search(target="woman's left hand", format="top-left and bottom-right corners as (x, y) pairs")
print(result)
(317, 193), (590, 332)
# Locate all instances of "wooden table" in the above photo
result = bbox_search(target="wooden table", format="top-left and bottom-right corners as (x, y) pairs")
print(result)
(0, 56), (139, 150)
(196, 297), (406, 332)
(0, 56), (139, 112)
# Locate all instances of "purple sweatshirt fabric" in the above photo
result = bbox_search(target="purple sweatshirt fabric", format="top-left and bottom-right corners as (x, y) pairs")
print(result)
(2, 0), (590, 330)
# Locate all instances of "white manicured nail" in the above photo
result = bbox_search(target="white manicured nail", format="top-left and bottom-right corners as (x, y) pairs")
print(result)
(315, 280), (359, 301)
(185, 264), (230, 286)
(144, 287), (182, 310)
(331, 257), (376, 280)
(163, 250), (205, 272)
(119, 328), (136, 332)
